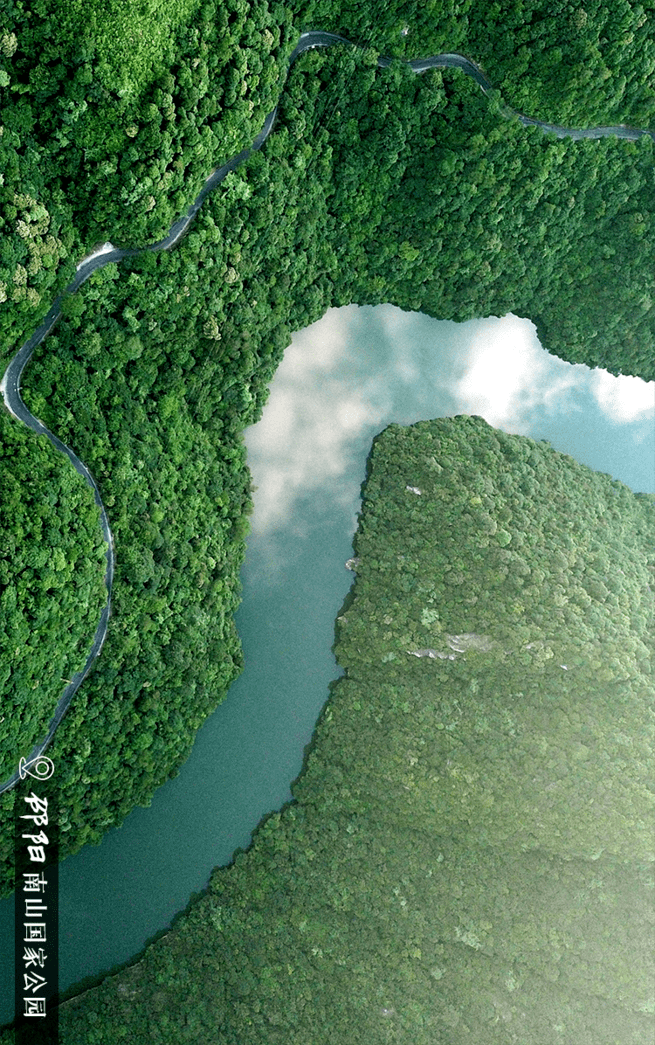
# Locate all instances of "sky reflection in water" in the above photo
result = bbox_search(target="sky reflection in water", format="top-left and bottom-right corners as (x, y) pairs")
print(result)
(245, 303), (654, 585)
(1, 305), (652, 1021)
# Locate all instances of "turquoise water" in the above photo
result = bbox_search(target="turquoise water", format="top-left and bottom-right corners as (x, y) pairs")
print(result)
(0, 304), (652, 1023)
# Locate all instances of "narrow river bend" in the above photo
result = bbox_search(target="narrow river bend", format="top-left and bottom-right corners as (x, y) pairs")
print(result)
(1, 25), (654, 1025)
(1, 31), (653, 793)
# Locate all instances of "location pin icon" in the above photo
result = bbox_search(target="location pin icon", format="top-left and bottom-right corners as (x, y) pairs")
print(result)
(19, 756), (55, 781)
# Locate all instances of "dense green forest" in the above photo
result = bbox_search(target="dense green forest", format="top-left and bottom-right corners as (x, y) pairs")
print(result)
(0, 413), (106, 776)
(0, 0), (654, 1038)
(43, 416), (655, 1043)
(0, 0), (654, 894)
(1, 0), (655, 898)
(2, 0), (654, 376)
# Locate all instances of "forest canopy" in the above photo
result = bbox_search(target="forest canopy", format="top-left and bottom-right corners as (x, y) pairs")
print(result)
(0, 0), (653, 890)
(1, 1), (654, 1039)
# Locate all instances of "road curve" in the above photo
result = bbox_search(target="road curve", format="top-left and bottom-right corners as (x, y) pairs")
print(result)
(1, 30), (653, 794)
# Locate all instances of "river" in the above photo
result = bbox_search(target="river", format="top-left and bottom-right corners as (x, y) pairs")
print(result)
(3, 32), (653, 794)
(1, 25), (654, 1026)
(0, 302), (653, 1023)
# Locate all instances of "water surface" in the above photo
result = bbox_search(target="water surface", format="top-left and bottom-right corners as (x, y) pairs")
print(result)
(0, 304), (652, 1023)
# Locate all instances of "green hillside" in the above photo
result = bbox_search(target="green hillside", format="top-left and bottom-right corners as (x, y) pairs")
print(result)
(0, 0), (654, 893)
(26, 0), (205, 100)
(50, 416), (655, 1044)
(0, 414), (106, 773)
(2, 0), (654, 376)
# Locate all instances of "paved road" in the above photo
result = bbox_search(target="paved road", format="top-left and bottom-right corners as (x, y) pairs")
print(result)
(1, 30), (652, 794)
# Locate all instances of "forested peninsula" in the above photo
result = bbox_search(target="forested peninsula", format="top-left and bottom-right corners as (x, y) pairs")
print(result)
(1, 0), (654, 893)
(50, 416), (655, 1043)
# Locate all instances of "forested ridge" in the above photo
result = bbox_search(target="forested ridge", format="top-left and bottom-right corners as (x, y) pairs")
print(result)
(47, 417), (655, 1043)
(2, 0), (654, 377)
(0, 0), (653, 892)
(0, 415), (106, 769)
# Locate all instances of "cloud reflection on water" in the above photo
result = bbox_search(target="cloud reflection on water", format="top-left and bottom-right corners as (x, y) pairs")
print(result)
(243, 304), (654, 583)
(450, 314), (586, 430)
(244, 307), (389, 535)
(591, 368), (655, 423)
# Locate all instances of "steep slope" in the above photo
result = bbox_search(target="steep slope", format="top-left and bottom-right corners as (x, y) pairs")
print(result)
(53, 416), (654, 1044)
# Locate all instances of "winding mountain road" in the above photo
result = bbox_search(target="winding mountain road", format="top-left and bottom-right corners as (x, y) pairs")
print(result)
(1, 30), (652, 795)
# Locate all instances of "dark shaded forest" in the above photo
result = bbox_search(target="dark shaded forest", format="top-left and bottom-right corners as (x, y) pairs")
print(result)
(49, 417), (655, 1043)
